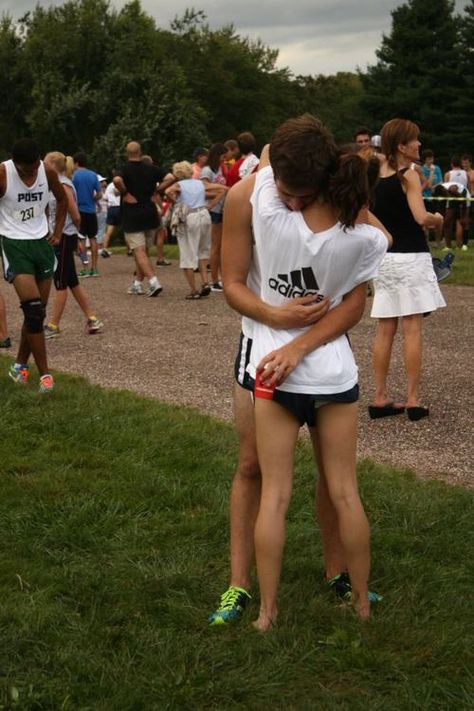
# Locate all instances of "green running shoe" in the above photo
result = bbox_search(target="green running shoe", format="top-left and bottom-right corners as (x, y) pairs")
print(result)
(208, 586), (251, 626)
(327, 572), (383, 603)
(9, 363), (29, 384)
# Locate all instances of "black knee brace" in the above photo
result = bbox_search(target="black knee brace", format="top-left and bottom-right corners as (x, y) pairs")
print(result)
(21, 299), (46, 334)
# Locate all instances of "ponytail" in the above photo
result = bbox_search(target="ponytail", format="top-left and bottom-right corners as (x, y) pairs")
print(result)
(327, 154), (370, 229)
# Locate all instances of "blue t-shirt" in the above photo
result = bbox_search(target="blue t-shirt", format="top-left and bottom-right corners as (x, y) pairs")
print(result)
(73, 168), (100, 213)
(421, 164), (443, 198)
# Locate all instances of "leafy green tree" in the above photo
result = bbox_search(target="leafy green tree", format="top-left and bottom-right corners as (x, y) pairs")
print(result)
(162, 13), (294, 146)
(18, 0), (111, 153)
(361, 0), (461, 162)
(0, 16), (29, 157)
(293, 73), (366, 143)
(0, 0), (422, 170)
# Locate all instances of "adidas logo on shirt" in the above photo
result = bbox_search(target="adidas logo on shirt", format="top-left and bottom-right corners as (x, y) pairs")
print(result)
(269, 266), (324, 299)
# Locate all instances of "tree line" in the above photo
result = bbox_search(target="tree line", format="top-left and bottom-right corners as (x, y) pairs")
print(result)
(0, 0), (472, 171)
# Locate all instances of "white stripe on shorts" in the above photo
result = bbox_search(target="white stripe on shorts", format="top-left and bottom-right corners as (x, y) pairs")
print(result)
(0, 242), (10, 279)
(238, 334), (250, 386)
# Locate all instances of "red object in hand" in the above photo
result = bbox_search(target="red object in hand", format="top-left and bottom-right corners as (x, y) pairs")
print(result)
(254, 370), (276, 400)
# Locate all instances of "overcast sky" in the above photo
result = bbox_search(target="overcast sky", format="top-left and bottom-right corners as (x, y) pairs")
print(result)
(0, 0), (468, 76)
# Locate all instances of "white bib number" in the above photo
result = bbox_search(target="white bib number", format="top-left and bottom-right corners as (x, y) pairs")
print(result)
(13, 205), (41, 223)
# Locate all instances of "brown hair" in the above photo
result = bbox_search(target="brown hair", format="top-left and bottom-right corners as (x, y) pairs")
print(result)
(338, 145), (380, 210)
(270, 114), (370, 228)
(381, 118), (419, 171)
(207, 143), (227, 173)
(354, 126), (370, 140)
(237, 132), (256, 155)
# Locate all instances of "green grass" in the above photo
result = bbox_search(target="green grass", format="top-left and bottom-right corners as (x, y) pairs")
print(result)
(0, 362), (473, 710)
(431, 245), (474, 286)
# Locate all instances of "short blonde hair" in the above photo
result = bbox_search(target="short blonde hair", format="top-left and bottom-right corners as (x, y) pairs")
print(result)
(173, 161), (193, 180)
(44, 151), (66, 173)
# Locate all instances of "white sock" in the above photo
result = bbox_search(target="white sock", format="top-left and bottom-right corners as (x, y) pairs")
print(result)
(149, 276), (158, 287)
(134, 279), (143, 287)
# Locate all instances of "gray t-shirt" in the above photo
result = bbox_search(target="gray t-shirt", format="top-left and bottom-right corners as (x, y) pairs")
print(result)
(200, 166), (225, 214)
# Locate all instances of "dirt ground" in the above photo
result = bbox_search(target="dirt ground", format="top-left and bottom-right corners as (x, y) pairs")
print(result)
(1, 253), (472, 487)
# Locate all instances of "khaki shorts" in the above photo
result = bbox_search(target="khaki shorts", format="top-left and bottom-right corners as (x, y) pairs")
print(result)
(125, 230), (156, 250)
(177, 210), (211, 269)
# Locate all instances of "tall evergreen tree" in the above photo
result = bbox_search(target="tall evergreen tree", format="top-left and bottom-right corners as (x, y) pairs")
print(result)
(361, 0), (461, 162)
(453, 1), (474, 153)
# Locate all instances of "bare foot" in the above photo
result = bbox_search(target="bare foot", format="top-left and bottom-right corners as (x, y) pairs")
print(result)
(352, 593), (370, 620)
(252, 610), (277, 632)
(372, 398), (405, 408)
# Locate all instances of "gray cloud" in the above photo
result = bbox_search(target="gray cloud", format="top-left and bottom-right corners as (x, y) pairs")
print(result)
(0, 0), (468, 75)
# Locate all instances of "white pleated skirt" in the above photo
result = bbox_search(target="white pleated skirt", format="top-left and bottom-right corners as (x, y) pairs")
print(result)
(371, 252), (446, 318)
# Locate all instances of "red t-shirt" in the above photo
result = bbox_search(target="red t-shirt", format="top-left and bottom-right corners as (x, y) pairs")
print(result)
(226, 157), (245, 187)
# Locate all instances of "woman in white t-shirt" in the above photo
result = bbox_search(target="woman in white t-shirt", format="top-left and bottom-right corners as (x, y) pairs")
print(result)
(244, 116), (390, 631)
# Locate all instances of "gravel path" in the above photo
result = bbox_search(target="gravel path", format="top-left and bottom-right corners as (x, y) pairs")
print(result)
(2, 254), (472, 487)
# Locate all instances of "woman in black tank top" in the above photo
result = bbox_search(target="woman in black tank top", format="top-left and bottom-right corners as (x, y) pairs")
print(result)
(369, 119), (445, 421)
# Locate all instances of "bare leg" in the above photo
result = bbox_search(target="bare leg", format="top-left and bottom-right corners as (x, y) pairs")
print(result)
(460, 213), (469, 247)
(49, 289), (68, 327)
(0, 292), (8, 340)
(102, 225), (115, 251)
(16, 323), (32, 365)
(401, 313), (423, 407)
(229, 384), (261, 590)
(183, 268), (197, 293)
(310, 428), (346, 579)
(155, 228), (166, 262)
(455, 219), (463, 249)
(443, 208), (455, 248)
(89, 237), (98, 271)
(198, 258), (209, 287)
(12, 275), (52, 375)
(228, 392), (347, 592)
(70, 284), (95, 319)
(132, 246), (155, 281)
(372, 317), (398, 405)
(313, 403), (370, 619)
(253, 399), (300, 631)
(77, 238), (88, 264)
(210, 222), (222, 284)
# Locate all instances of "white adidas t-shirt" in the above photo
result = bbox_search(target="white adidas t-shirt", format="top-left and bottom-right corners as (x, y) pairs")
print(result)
(241, 246), (260, 339)
(248, 166), (387, 394)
